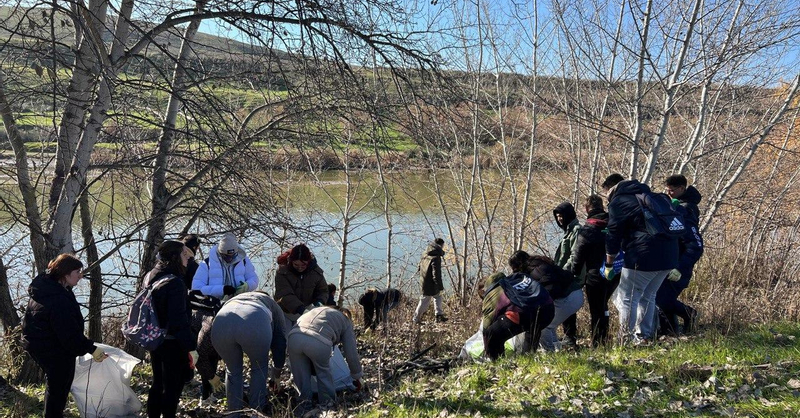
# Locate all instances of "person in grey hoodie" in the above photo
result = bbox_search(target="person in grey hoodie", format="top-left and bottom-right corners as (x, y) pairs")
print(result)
(210, 291), (287, 417)
(287, 307), (362, 409)
(412, 238), (447, 323)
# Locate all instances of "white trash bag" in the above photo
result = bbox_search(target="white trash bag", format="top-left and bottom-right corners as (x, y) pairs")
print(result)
(71, 343), (142, 418)
(309, 346), (356, 393)
(459, 327), (526, 362)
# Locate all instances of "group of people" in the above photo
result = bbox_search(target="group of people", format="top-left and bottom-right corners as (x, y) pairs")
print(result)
(18, 172), (704, 417)
(20, 235), (369, 418)
(480, 173), (704, 358)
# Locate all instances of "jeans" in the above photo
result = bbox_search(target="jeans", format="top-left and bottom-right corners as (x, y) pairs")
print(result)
(540, 289), (584, 351)
(614, 268), (670, 342)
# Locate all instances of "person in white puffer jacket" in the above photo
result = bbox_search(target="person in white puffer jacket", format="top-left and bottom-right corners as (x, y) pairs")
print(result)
(192, 232), (258, 299)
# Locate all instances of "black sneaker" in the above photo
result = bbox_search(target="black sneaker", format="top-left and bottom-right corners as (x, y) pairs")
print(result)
(435, 314), (448, 323)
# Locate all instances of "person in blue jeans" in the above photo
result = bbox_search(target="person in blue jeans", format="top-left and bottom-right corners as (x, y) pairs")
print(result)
(602, 173), (678, 344)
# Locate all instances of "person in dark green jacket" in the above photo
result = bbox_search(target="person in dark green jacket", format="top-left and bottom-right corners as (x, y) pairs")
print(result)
(553, 202), (582, 349)
(413, 238), (447, 323)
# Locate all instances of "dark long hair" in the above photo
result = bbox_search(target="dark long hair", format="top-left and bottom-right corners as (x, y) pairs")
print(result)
(47, 254), (83, 281)
(157, 240), (187, 276)
(508, 250), (530, 273)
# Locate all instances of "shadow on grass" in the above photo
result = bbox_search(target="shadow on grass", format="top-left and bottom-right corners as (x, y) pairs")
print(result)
(389, 394), (592, 418)
(0, 378), (43, 417)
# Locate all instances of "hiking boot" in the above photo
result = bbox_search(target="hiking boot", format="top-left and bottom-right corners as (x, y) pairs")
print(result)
(435, 314), (448, 323)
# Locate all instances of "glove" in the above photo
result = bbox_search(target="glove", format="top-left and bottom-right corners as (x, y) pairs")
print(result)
(91, 347), (107, 362)
(295, 305), (306, 315)
(353, 379), (362, 392)
(234, 281), (249, 295)
(207, 375), (224, 392)
(188, 350), (199, 369)
(223, 285), (236, 296)
(603, 265), (616, 281)
(667, 268), (682, 282)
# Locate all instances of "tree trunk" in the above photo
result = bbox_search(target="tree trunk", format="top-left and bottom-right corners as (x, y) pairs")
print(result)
(79, 190), (103, 342)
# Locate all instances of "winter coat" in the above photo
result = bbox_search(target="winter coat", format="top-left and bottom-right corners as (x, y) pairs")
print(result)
(676, 205), (704, 278)
(21, 274), (96, 359)
(527, 259), (575, 300)
(183, 258), (199, 291)
(606, 180), (679, 271)
(677, 185), (702, 227)
(481, 273), (507, 329)
(145, 265), (197, 352)
(191, 245), (258, 298)
(571, 210), (609, 287)
(419, 242), (445, 296)
(289, 307), (362, 380)
(274, 258), (328, 316)
(553, 202), (581, 273)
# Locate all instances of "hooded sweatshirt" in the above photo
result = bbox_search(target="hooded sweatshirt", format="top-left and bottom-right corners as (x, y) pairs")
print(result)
(677, 185), (702, 227)
(419, 241), (445, 296)
(21, 274), (96, 358)
(289, 307), (362, 380)
(553, 202), (581, 273)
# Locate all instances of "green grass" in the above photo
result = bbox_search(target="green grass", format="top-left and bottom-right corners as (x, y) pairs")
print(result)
(359, 323), (800, 417)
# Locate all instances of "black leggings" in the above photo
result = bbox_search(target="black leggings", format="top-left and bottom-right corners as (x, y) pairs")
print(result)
(483, 304), (555, 360)
(148, 340), (190, 418)
(31, 352), (76, 418)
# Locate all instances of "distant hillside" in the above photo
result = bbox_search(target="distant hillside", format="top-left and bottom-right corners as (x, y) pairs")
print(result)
(0, 5), (288, 61)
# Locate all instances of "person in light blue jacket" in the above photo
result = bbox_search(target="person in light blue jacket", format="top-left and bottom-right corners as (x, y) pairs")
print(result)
(192, 232), (258, 299)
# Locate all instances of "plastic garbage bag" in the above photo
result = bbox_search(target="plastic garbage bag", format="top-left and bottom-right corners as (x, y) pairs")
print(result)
(309, 346), (356, 393)
(71, 343), (142, 418)
(459, 327), (526, 362)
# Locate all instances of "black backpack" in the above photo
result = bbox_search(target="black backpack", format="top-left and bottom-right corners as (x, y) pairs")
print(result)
(486, 272), (549, 311)
(635, 192), (686, 238)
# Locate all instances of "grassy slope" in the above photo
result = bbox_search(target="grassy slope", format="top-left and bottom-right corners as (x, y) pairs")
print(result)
(359, 323), (800, 418)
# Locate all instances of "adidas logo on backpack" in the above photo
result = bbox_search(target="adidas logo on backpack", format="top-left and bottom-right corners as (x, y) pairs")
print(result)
(669, 218), (684, 231)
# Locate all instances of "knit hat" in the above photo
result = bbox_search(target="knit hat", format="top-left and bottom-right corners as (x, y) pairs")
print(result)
(218, 232), (239, 256)
(288, 244), (312, 262)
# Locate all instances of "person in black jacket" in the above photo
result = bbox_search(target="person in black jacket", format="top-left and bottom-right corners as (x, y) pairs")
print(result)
(22, 254), (107, 418)
(144, 240), (198, 418)
(570, 195), (620, 347)
(358, 288), (403, 330)
(180, 234), (202, 289)
(657, 175), (704, 334)
(602, 173), (678, 344)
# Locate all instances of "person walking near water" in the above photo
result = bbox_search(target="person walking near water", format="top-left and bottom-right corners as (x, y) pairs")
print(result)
(413, 238), (448, 323)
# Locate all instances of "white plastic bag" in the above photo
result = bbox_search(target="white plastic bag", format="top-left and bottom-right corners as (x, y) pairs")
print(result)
(459, 326), (527, 362)
(308, 346), (356, 393)
(71, 343), (142, 418)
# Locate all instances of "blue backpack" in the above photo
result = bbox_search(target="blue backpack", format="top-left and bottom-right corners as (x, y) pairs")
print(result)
(121, 274), (177, 351)
(636, 192), (686, 238)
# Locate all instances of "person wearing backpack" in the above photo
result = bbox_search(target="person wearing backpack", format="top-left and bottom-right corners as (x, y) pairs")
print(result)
(413, 238), (448, 324)
(552, 201), (582, 349)
(144, 240), (198, 418)
(274, 243), (329, 322)
(191, 232), (258, 300)
(656, 175), (704, 335)
(481, 271), (555, 360)
(570, 195), (620, 347)
(519, 253), (584, 351)
(602, 173), (679, 344)
(21, 254), (107, 418)
(210, 291), (287, 417)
